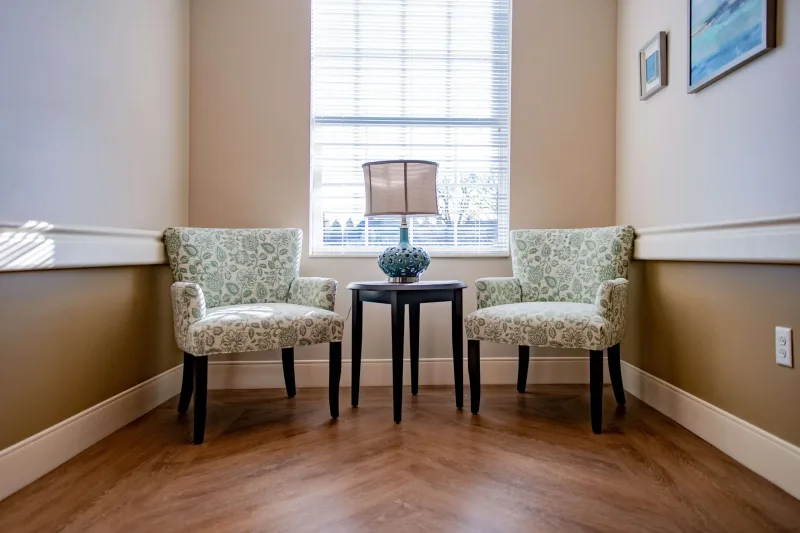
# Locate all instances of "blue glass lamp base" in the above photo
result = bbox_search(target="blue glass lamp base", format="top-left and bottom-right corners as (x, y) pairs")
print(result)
(377, 226), (431, 283)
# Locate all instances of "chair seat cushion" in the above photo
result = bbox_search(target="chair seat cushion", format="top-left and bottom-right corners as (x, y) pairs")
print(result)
(465, 302), (612, 351)
(187, 303), (344, 356)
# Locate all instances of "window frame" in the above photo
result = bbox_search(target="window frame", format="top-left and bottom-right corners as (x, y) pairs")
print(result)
(309, 0), (512, 258)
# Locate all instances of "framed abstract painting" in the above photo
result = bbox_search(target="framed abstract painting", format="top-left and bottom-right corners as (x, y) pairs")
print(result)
(639, 32), (668, 100)
(688, 0), (777, 93)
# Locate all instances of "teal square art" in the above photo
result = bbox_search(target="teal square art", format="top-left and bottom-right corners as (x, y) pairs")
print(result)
(639, 31), (668, 101)
(645, 52), (659, 83)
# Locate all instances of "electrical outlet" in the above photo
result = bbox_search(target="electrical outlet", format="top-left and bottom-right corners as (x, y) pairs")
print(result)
(776, 327), (793, 368)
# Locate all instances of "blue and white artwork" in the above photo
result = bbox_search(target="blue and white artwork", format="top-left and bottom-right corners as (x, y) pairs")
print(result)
(645, 53), (660, 83)
(689, 0), (774, 91)
(639, 32), (667, 100)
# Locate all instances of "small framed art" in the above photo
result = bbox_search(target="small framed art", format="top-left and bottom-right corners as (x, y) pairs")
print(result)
(688, 0), (777, 93)
(639, 32), (668, 101)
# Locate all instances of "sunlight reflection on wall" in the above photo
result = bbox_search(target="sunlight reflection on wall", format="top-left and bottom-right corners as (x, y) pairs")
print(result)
(0, 221), (56, 270)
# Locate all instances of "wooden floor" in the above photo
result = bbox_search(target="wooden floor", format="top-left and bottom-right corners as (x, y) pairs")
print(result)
(1, 385), (799, 533)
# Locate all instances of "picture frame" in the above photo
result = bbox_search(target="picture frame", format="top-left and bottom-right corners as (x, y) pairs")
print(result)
(639, 32), (668, 101)
(688, 0), (777, 94)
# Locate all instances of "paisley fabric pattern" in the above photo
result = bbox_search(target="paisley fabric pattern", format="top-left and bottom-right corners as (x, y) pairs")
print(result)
(288, 277), (338, 312)
(186, 303), (344, 356)
(595, 278), (629, 347)
(165, 228), (343, 356)
(171, 282), (207, 354)
(164, 228), (302, 308)
(468, 226), (634, 351)
(475, 277), (521, 309)
(510, 226), (635, 304)
(465, 284), (627, 350)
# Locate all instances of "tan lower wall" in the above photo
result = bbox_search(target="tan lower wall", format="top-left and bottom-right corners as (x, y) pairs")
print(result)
(0, 266), (181, 450)
(3, 261), (796, 451)
(622, 261), (800, 447)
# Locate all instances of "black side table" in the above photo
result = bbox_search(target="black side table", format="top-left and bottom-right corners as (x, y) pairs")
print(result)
(347, 280), (467, 423)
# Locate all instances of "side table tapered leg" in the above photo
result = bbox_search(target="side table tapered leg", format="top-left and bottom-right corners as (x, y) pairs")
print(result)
(351, 290), (363, 407)
(410, 303), (420, 395)
(391, 293), (405, 423)
(452, 289), (463, 408)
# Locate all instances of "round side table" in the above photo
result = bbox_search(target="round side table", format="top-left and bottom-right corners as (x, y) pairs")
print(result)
(347, 280), (467, 423)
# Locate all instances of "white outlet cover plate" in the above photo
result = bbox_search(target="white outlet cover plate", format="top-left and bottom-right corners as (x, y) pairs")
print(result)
(776, 326), (793, 368)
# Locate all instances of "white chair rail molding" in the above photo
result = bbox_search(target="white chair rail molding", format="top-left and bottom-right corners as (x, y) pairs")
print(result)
(633, 215), (800, 264)
(0, 221), (166, 271)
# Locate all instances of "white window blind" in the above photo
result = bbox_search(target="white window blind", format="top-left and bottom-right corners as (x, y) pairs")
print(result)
(310, 0), (511, 256)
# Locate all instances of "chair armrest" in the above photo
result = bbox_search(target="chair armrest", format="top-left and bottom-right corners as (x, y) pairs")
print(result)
(171, 282), (207, 353)
(288, 277), (337, 311)
(594, 278), (629, 345)
(475, 277), (521, 309)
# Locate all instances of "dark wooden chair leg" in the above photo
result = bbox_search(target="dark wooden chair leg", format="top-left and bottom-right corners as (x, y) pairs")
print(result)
(590, 350), (603, 434)
(178, 352), (194, 414)
(351, 290), (363, 407)
(329, 341), (342, 419)
(281, 347), (296, 398)
(391, 293), (405, 423)
(451, 289), (463, 409)
(193, 356), (208, 445)
(607, 343), (626, 406)
(468, 339), (481, 415)
(517, 346), (530, 393)
(410, 303), (420, 396)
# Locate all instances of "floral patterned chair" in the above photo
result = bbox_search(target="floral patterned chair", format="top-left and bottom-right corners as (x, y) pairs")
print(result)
(464, 226), (635, 433)
(164, 228), (344, 444)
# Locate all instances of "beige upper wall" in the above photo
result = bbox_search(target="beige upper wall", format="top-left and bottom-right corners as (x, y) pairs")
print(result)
(616, 0), (800, 228)
(191, 0), (617, 232)
(0, 0), (190, 230)
(509, 0), (618, 230)
(189, 0), (618, 361)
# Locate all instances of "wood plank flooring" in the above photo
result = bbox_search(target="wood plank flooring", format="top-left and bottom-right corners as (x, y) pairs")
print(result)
(1, 385), (799, 533)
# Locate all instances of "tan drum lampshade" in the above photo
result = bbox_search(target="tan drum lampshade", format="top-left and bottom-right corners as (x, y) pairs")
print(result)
(362, 160), (439, 216)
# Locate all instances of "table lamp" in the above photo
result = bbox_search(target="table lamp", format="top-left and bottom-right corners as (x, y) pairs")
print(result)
(362, 160), (439, 283)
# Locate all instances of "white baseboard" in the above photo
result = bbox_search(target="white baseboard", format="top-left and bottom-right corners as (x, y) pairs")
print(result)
(622, 362), (800, 500)
(0, 221), (166, 271)
(208, 356), (609, 389)
(634, 214), (800, 264)
(0, 366), (182, 502)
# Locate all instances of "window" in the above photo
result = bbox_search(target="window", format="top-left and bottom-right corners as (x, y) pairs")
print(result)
(310, 0), (511, 256)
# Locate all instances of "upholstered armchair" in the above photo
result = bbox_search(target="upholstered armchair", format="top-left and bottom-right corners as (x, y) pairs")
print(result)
(164, 228), (344, 444)
(464, 226), (635, 433)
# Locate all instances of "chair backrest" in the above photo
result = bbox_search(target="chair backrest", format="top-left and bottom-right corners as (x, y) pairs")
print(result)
(510, 226), (635, 304)
(164, 228), (302, 308)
